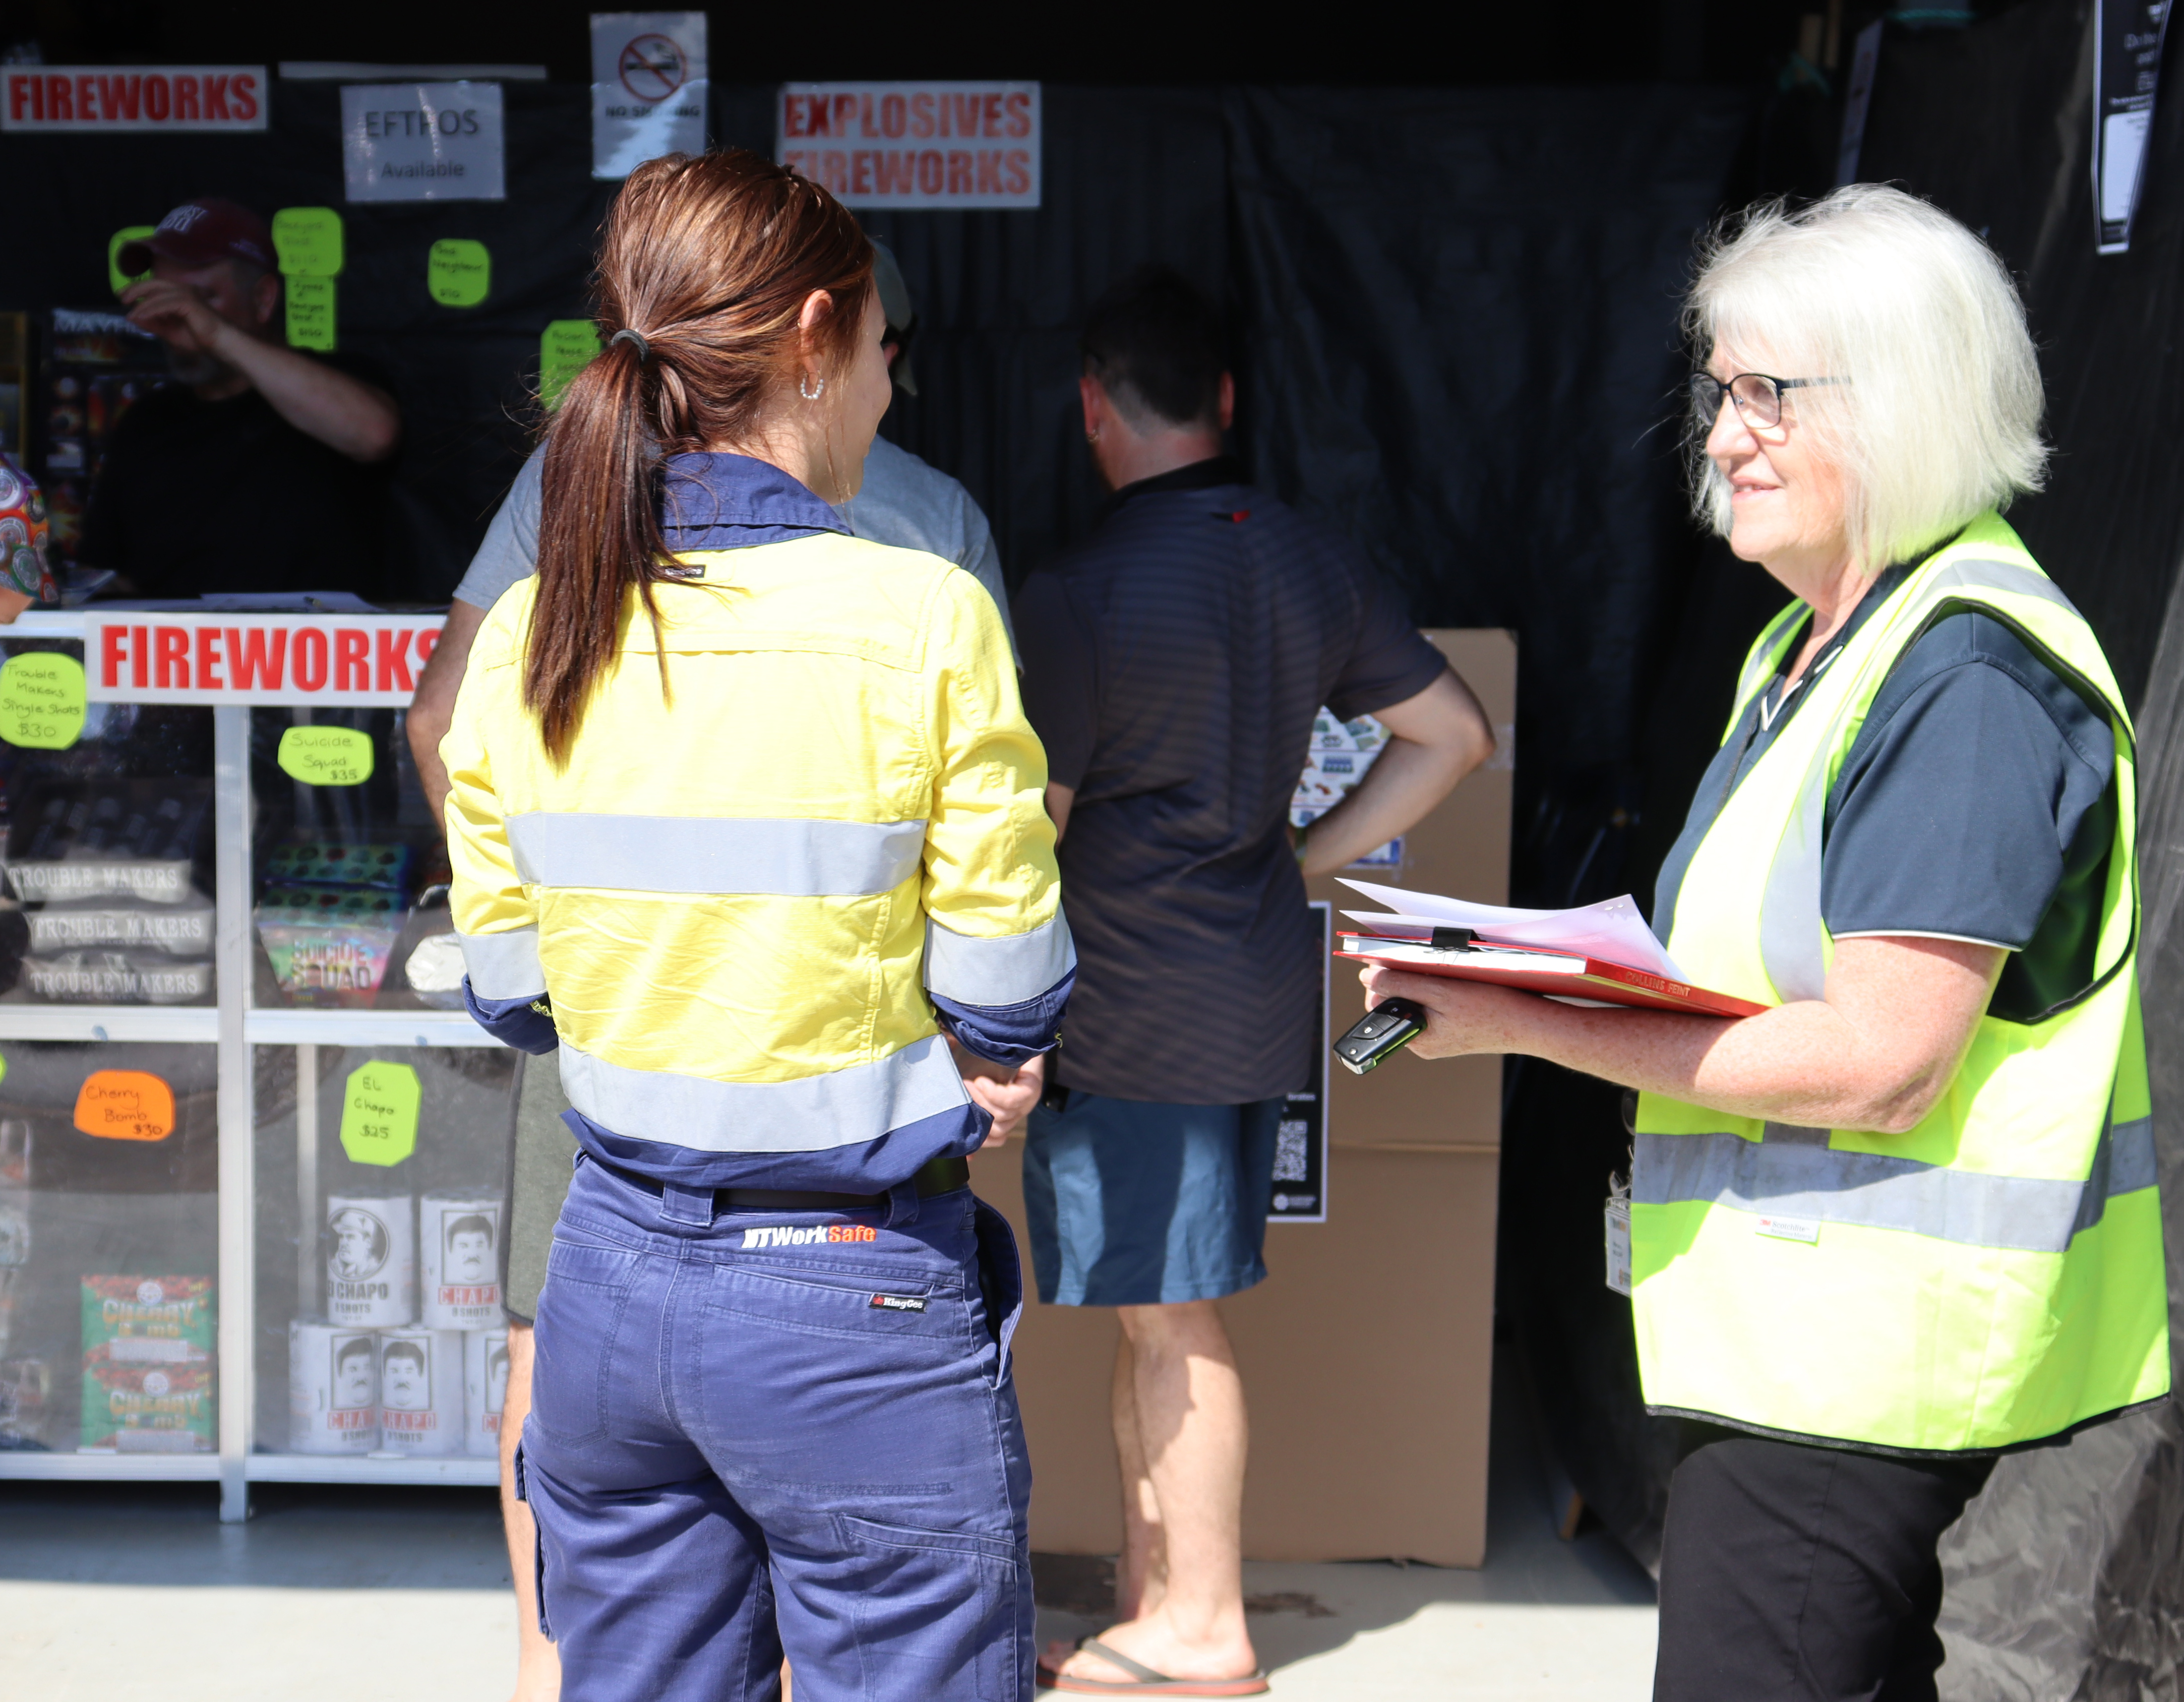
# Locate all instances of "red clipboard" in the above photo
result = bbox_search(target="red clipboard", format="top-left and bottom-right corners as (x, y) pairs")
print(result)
(1335, 932), (1769, 1019)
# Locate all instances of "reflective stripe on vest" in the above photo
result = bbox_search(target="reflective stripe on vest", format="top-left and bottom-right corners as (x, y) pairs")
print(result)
(1633, 1115), (2155, 1254)
(1755, 557), (2085, 1001)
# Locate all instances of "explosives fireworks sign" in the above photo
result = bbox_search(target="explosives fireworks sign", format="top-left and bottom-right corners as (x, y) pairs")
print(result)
(778, 82), (1040, 209)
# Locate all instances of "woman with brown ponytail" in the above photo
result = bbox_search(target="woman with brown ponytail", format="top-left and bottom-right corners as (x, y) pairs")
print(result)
(442, 150), (1071, 1702)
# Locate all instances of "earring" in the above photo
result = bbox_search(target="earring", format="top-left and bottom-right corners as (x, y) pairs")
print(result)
(1086, 427), (1100, 444)
(800, 374), (826, 401)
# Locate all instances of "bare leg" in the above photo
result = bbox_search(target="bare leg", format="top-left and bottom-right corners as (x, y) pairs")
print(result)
(1047, 1300), (1258, 1685)
(499, 1325), (562, 1702)
(1112, 1329), (1167, 1621)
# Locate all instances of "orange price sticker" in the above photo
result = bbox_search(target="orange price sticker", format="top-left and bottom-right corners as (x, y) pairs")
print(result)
(73, 1070), (177, 1143)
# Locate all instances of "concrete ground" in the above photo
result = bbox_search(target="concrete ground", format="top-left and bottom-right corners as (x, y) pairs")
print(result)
(0, 1372), (1656, 1700)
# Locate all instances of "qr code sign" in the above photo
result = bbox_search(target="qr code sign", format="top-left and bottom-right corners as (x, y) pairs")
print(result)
(1274, 1120), (1311, 1182)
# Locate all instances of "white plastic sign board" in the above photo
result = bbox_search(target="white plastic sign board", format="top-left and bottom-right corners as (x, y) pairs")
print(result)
(591, 12), (708, 179)
(777, 82), (1039, 209)
(341, 82), (505, 202)
(2, 66), (266, 131)
(85, 614), (445, 706)
(2095, 0), (2173, 252)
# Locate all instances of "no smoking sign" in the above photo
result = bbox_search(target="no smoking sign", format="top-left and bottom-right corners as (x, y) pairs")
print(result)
(591, 11), (708, 179)
(618, 33), (685, 103)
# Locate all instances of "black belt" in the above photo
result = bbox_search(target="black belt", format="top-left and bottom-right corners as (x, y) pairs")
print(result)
(610, 1153), (970, 1213)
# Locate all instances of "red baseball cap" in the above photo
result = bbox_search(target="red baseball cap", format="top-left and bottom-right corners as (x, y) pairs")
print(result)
(117, 198), (276, 276)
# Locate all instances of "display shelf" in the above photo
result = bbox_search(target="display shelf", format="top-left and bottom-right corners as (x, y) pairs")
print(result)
(244, 1008), (501, 1048)
(0, 1006), (219, 1043)
(0, 615), (516, 1519)
(0, 1451), (222, 1481)
(245, 1453), (499, 1487)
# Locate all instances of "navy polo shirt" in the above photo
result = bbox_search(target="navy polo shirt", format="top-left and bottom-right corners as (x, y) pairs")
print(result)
(1014, 457), (1448, 1104)
(1653, 564), (2118, 1023)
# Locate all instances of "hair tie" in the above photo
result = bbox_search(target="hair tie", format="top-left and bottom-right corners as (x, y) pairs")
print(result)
(609, 327), (651, 363)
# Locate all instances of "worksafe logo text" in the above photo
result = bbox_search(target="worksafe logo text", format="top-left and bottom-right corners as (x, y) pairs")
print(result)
(741, 1224), (880, 1249)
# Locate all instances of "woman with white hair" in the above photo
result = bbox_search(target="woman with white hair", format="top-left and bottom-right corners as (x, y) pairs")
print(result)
(1365, 184), (2168, 1699)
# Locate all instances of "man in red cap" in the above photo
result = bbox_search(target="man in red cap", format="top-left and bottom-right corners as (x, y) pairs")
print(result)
(80, 197), (401, 597)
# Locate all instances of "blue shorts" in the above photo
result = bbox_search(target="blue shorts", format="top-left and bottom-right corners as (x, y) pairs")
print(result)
(518, 1155), (1033, 1702)
(1021, 1092), (1283, 1307)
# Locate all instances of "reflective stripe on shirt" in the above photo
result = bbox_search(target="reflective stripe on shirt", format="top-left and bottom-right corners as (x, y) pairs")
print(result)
(506, 813), (926, 897)
(923, 911), (1076, 1005)
(555, 1031), (968, 1154)
(455, 926), (545, 1000)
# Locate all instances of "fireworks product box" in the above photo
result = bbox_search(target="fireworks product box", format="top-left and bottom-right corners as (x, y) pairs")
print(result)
(24, 895), (215, 956)
(289, 1318), (378, 1455)
(23, 949), (214, 1004)
(421, 1193), (502, 1329)
(326, 1194), (415, 1328)
(464, 1326), (509, 1459)
(263, 843), (416, 893)
(81, 1360), (214, 1452)
(81, 1275), (214, 1366)
(373, 1327), (462, 1457)
(257, 886), (406, 1004)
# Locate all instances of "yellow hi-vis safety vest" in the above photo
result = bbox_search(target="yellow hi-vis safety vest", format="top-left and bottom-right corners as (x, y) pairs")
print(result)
(1633, 511), (2169, 1453)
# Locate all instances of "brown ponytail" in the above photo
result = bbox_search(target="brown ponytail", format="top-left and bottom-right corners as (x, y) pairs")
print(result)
(525, 149), (873, 762)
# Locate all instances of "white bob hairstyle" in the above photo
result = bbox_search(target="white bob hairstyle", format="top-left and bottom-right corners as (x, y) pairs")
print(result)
(1685, 184), (2048, 570)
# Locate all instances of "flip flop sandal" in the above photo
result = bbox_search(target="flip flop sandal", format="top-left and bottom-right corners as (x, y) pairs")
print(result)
(1036, 1635), (1272, 1696)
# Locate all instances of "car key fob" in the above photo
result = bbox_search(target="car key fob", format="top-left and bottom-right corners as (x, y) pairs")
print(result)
(1333, 997), (1429, 1075)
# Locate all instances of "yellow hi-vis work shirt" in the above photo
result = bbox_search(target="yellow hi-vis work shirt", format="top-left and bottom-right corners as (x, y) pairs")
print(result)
(441, 498), (1069, 1191)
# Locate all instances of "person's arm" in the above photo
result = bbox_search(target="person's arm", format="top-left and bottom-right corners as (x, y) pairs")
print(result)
(923, 572), (1074, 1147)
(1362, 933), (2004, 1135)
(122, 278), (400, 463)
(1298, 668), (1493, 876)
(409, 597), (489, 827)
(442, 612), (555, 1055)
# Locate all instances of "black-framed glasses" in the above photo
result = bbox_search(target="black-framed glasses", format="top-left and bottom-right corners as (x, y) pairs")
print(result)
(1689, 370), (1843, 429)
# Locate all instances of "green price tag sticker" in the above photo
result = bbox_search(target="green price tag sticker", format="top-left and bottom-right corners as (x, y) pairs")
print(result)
(286, 275), (337, 352)
(108, 227), (156, 297)
(276, 725), (374, 787)
(0, 653), (86, 750)
(428, 239), (491, 307)
(271, 207), (345, 278)
(340, 1060), (421, 1167)
(541, 319), (602, 410)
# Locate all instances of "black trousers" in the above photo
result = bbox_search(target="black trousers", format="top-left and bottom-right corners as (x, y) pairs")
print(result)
(1653, 1425), (1995, 1702)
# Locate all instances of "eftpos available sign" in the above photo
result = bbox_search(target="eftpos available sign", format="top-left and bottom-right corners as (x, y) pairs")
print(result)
(2, 66), (265, 131)
(778, 82), (1039, 209)
(2095, 0), (2174, 252)
(341, 82), (505, 202)
(592, 11), (707, 179)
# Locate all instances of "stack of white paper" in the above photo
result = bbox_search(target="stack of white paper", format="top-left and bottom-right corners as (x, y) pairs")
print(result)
(1338, 879), (1687, 984)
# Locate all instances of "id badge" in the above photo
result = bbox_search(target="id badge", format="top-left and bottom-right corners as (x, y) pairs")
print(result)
(1604, 1168), (1633, 1297)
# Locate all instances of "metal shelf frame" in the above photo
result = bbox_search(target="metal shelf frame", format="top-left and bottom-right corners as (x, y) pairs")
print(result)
(0, 615), (498, 1512)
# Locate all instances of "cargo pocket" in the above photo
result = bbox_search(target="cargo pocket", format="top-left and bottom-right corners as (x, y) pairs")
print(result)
(512, 1442), (552, 1641)
(835, 1513), (1025, 1701)
(972, 1198), (1025, 1389)
(529, 1237), (641, 1447)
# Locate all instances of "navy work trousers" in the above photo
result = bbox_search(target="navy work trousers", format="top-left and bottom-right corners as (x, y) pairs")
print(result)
(517, 1155), (1034, 1702)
